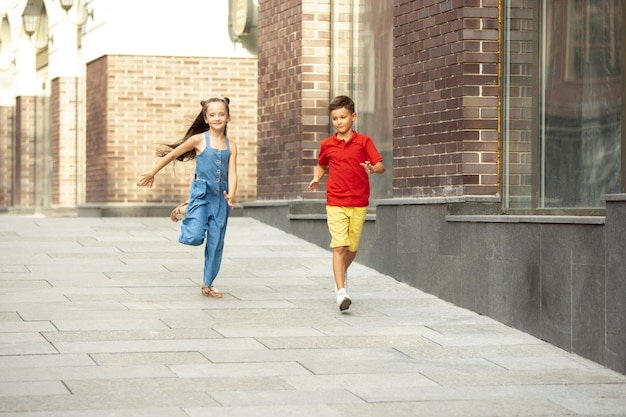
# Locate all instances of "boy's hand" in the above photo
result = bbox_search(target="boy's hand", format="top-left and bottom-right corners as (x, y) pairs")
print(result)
(308, 178), (320, 190)
(360, 161), (374, 174)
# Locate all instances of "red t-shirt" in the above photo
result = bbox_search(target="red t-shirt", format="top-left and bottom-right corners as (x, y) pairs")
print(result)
(318, 131), (383, 207)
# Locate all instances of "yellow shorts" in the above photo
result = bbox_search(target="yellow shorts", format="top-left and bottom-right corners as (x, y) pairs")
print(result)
(326, 206), (368, 252)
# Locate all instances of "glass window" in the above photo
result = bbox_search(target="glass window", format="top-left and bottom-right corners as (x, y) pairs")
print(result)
(502, 0), (622, 211)
(330, 0), (393, 201)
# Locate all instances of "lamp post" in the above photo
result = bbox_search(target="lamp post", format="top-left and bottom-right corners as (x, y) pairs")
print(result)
(18, 0), (93, 212)
(20, 1), (51, 212)
(0, 38), (15, 71)
(55, 0), (92, 209)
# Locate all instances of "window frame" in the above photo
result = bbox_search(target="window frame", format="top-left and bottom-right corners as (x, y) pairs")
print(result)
(501, 0), (623, 216)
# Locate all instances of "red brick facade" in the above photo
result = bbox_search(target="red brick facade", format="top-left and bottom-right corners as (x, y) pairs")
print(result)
(0, 105), (13, 209)
(392, 0), (500, 198)
(13, 96), (37, 209)
(257, 0), (331, 200)
(51, 77), (79, 207)
(256, 0), (501, 200)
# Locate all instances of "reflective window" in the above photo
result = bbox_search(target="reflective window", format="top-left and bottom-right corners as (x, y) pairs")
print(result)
(331, 0), (393, 200)
(502, 0), (622, 211)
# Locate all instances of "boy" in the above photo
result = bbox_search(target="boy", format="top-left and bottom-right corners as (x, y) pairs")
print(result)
(308, 95), (385, 311)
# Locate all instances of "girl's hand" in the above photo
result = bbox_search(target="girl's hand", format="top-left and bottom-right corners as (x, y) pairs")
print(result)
(223, 191), (235, 210)
(138, 172), (155, 187)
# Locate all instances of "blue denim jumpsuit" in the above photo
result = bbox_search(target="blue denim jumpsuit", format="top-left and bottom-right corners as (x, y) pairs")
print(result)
(178, 131), (230, 287)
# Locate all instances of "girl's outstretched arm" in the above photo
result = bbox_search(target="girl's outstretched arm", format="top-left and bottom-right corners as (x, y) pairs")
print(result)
(138, 134), (202, 188)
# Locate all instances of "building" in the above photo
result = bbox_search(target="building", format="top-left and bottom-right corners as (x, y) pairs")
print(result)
(0, 0), (624, 374)
(243, 0), (626, 375)
(0, 0), (259, 216)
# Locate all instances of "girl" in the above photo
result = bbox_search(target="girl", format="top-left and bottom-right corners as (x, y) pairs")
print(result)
(138, 97), (238, 298)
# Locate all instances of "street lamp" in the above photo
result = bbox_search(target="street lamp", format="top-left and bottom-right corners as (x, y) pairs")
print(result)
(59, 0), (74, 12)
(58, 0), (93, 27)
(21, 1), (53, 48)
(22, 0), (92, 39)
(21, 1), (39, 38)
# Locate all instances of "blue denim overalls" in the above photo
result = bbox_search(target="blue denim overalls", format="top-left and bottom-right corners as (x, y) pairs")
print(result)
(179, 131), (230, 287)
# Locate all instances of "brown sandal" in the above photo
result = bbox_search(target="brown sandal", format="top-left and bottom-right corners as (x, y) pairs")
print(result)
(201, 285), (222, 298)
(170, 200), (189, 222)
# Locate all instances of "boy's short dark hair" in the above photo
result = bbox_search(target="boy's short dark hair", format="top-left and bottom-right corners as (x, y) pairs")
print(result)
(328, 95), (355, 114)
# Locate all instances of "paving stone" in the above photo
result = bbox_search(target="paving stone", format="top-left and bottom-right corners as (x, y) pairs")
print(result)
(171, 362), (312, 378)
(0, 364), (176, 382)
(65, 375), (293, 394)
(203, 347), (408, 364)
(329, 400), (576, 417)
(0, 321), (57, 333)
(0, 354), (95, 369)
(184, 404), (343, 417)
(209, 388), (364, 407)
(52, 337), (267, 354)
(0, 381), (70, 396)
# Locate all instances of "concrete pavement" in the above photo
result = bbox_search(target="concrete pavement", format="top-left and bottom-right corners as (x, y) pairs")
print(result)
(0, 215), (625, 417)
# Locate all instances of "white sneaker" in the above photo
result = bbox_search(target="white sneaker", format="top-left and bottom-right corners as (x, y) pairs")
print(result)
(336, 288), (351, 311)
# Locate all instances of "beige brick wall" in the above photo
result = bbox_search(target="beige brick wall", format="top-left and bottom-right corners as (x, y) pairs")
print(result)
(84, 55), (258, 206)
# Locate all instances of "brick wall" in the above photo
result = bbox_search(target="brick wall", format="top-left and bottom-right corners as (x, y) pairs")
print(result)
(85, 57), (108, 204)
(257, 0), (331, 200)
(0, 105), (13, 209)
(51, 77), (78, 207)
(14, 96), (36, 208)
(393, 0), (499, 197)
(85, 55), (258, 206)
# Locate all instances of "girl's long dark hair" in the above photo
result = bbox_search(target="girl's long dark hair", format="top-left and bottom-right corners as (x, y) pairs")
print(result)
(156, 97), (230, 162)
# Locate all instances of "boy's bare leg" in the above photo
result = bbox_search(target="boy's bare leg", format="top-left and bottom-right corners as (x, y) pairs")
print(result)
(333, 246), (353, 311)
(344, 250), (356, 272)
(332, 247), (347, 289)
(332, 247), (356, 290)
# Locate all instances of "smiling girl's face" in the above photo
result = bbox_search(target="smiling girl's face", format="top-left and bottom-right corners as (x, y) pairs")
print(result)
(205, 101), (230, 132)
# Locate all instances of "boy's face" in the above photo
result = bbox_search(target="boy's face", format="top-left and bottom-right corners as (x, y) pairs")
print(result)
(330, 107), (357, 136)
